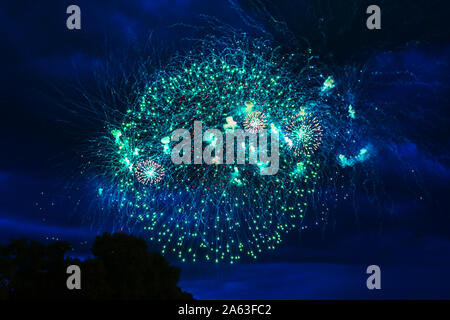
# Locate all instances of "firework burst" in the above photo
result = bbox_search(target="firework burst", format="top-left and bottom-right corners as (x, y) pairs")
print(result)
(244, 111), (268, 133)
(135, 159), (165, 185)
(74, 32), (376, 263)
(284, 113), (323, 156)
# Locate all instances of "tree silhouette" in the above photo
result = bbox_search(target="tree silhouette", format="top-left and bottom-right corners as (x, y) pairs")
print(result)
(0, 233), (193, 300)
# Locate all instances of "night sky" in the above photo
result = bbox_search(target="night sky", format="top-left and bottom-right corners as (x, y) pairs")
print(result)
(1, 0), (450, 299)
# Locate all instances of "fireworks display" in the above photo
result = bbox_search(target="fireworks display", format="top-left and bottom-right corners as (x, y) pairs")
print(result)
(2, 0), (448, 301)
(78, 33), (377, 263)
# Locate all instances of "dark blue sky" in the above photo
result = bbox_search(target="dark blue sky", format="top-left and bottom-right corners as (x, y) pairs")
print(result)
(0, 0), (449, 299)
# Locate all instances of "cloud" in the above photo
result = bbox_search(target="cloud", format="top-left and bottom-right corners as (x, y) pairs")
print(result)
(0, 215), (96, 242)
(179, 260), (450, 299)
(178, 233), (450, 299)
